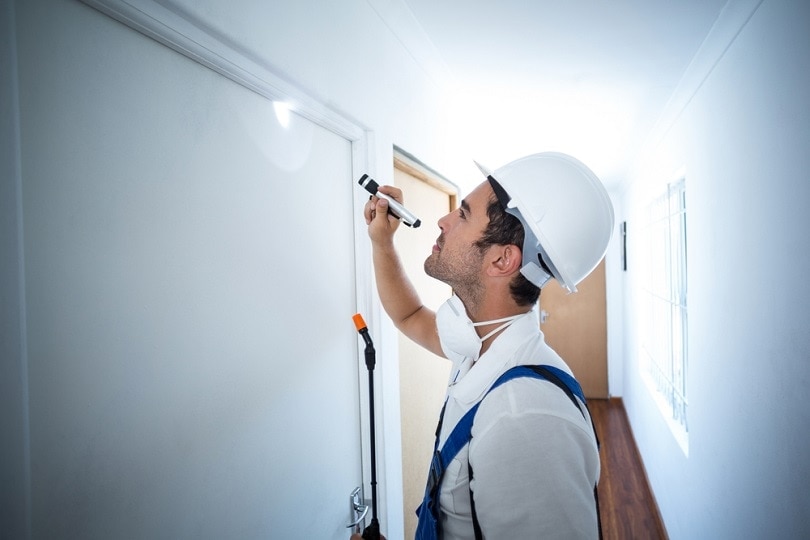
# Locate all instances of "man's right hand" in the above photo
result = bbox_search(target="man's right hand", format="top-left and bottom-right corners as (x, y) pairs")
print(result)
(364, 185), (403, 246)
(361, 182), (444, 358)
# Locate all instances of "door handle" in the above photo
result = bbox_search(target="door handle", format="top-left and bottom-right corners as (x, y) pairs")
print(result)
(346, 487), (369, 531)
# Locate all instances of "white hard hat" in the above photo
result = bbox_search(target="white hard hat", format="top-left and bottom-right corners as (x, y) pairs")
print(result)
(475, 152), (614, 293)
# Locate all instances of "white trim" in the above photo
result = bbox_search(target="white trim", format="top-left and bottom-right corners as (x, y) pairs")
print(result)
(80, 0), (367, 141)
(1, 1), (31, 537)
(78, 0), (387, 532)
(621, 0), (765, 194)
(394, 145), (459, 196)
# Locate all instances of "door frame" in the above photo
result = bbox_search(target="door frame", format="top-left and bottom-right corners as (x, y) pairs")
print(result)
(78, 0), (385, 529)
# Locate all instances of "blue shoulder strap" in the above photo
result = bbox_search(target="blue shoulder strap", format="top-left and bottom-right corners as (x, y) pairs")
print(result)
(435, 364), (586, 480)
(416, 364), (597, 540)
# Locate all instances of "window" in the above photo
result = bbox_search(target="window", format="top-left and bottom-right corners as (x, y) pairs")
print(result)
(640, 177), (688, 453)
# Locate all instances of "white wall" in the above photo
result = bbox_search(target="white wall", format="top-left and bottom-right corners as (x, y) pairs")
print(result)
(617, 0), (810, 537)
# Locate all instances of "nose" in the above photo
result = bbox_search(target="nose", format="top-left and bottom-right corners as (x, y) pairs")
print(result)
(437, 211), (451, 231)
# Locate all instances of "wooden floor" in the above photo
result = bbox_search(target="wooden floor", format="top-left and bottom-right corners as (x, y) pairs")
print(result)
(589, 398), (668, 540)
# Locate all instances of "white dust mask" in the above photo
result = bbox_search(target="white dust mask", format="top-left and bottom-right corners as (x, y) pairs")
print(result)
(436, 294), (524, 363)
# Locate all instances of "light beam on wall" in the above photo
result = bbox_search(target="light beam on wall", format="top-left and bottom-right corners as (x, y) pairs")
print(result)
(273, 101), (291, 128)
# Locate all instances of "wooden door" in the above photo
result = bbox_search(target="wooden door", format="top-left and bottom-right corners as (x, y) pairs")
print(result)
(539, 260), (609, 398)
(392, 153), (456, 539)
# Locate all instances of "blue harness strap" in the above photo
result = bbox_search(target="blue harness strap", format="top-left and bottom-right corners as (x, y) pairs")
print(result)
(415, 364), (588, 540)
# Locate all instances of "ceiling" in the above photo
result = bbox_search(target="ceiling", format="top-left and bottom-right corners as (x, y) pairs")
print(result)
(401, 0), (728, 190)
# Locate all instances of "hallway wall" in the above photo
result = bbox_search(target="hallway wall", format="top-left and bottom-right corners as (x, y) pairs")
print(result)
(617, 1), (810, 538)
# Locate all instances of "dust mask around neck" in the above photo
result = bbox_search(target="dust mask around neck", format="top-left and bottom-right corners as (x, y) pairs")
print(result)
(436, 294), (524, 363)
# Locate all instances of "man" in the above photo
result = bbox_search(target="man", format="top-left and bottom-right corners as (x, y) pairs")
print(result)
(363, 153), (613, 539)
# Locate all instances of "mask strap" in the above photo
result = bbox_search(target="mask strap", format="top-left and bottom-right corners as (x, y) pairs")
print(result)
(473, 313), (525, 342)
(471, 314), (521, 328)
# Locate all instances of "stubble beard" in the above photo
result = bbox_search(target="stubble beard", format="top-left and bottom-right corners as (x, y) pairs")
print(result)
(424, 243), (485, 306)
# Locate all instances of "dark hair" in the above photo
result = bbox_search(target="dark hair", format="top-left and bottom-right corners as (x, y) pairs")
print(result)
(474, 194), (541, 306)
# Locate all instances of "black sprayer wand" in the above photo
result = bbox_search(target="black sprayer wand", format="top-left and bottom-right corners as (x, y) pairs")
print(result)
(352, 313), (381, 540)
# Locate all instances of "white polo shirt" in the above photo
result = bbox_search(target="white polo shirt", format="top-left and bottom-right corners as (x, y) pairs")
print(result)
(436, 307), (600, 539)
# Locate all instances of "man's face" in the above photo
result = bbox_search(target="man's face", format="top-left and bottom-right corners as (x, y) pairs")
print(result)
(424, 180), (494, 291)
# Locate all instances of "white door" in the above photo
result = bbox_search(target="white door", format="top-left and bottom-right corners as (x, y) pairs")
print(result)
(17, 2), (365, 538)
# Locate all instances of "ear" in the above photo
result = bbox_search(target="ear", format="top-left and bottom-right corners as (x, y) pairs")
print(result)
(486, 244), (523, 278)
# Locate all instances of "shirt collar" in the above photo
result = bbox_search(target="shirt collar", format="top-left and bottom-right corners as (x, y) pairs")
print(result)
(449, 306), (540, 405)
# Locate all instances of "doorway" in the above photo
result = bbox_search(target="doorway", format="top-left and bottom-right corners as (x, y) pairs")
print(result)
(539, 259), (609, 398)
(392, 150), (457, 539)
